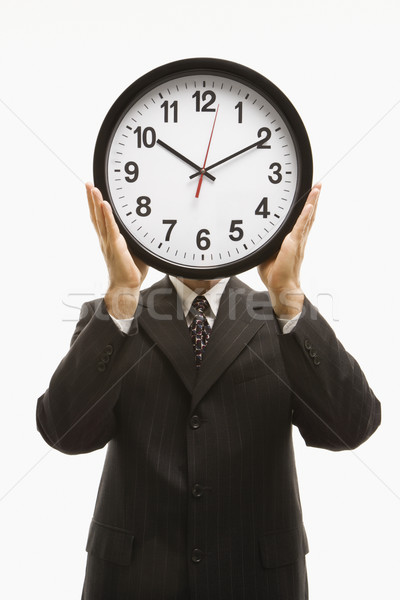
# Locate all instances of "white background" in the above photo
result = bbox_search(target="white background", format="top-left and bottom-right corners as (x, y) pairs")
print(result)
(1, 1), (399, 598)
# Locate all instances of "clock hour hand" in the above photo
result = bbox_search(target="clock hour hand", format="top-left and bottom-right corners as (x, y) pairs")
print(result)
(157, 139), (216, 181)
(189, 137), (266, 179)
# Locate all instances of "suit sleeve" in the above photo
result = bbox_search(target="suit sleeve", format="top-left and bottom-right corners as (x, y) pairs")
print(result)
(36, 299), (138, 455)
(277, 297), (381, 451)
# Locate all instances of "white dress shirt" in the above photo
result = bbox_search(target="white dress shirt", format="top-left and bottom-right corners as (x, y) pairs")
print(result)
(169, 276), (229, 328)
(109, 275), (301, 334)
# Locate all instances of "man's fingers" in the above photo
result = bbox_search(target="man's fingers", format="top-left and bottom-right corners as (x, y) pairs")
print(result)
(85, 182), (98, 232)
(310, 183), (321, 227)
(92, 187), (107, 241)
(129, 251), (150, 281)
(307, 183), (321, 229)
(291, 185), (321, 243)
(302, 185), (320, 239)
(290, 203), (313, 243)
(102, 200), (121, 243)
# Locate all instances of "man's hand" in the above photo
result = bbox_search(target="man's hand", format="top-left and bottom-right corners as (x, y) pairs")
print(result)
(86, 183), (148, 319)
(258, 184), (321, 320)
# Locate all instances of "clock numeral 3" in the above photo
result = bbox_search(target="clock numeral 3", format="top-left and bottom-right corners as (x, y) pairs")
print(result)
(268, 162), (282, 184)
(192, 90), (216, 112)
(136, 196), (151, 217)
(133, 126), (156, 148)
(162, 219), (177, 241)
(161, 101), (178, 123)
(229, 220), (244, 241)
(255, 197), (270, 218)
(257, 127), (271, 149)
(124, 161), (139, 183)
(196, 229), (211, 250)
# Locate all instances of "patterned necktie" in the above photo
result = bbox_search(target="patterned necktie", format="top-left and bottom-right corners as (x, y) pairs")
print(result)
(189, 296), (212, 368)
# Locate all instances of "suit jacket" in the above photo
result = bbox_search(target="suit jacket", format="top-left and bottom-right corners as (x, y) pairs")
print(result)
(36, 276), (381, 600)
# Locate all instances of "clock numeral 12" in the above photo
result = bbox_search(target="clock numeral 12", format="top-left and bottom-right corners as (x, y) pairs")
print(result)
(161, 101), (178, 123)
(133, 126), (156, 148)
(192, 90), (216, 112)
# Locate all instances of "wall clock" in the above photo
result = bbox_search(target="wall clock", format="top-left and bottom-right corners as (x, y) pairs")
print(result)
(93, 57), (313, 279)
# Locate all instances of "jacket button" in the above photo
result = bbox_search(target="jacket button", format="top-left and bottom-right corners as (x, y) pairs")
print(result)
(97, 362), (106, 372)
(104, 344), (114, 355)
(99, 352), (110, 363)
(309, 349), (317, 358)
(313, 357), (321, 366)
(304, 339), (312, 350)
(191, 548), (204, 563)
(192, 484), (204, 498)
(190, 415), (201, 429)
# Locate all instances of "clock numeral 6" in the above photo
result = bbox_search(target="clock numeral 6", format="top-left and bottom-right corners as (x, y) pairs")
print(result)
(133, 126), (156, 148)
(124, 161), (139, 183)
(196, 229), (211, 250)
(192, 90), (216, 112)
(268, 162), (282, 184)
(255, 197), (270, 218)
(229, 220), (244, 241)
(162, 219), (177, 241)
(257, 127), (271, 149)
(136, 196), (151, 217)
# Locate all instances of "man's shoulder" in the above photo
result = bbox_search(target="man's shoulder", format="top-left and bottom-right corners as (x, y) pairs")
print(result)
(229, 275), (270, 299)
(140, 275), (171, 296)
(222, 276), (274, 321)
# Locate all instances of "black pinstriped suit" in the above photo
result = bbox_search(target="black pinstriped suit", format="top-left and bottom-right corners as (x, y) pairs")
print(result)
(36, 276), (381, 599)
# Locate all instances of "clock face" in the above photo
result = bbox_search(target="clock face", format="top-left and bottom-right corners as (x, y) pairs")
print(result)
(94, 58), (312, 278)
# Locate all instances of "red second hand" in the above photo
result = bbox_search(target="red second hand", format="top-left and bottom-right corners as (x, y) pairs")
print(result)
(195, 105), (219, 198)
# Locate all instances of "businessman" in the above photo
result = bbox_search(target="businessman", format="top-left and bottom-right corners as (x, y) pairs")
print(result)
(36, 182), (381, 599)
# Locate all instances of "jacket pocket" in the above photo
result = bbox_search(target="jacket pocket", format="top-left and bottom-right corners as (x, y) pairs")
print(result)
(85, 519), (135, 566)
(258, 524), (309, 569)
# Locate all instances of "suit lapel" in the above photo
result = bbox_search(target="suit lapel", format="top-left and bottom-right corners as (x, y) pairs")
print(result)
(190, 277), (268, 411)
(137, 276), (273, 406)
(137, 276), (197, 395)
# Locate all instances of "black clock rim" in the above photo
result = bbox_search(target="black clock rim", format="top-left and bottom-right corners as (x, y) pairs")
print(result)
(93, 57), (313, 279)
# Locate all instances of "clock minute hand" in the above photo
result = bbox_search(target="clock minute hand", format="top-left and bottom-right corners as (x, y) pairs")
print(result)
(157, 139), (216, 181)
(189, 138), (264, 179)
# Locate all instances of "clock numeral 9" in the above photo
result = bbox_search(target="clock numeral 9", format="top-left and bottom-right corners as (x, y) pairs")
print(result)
(257, 127), (271, 149)
(229, 220), (244, 241)
(136, 196), (151, 217)
(162, 219), (177, 241)
(196, 229), (211, 250)
(255, 197), (270, 218)
(161, 100), (178, 123)
(124, 161), (139, 183)
(133, 126), (156, 148)
(192, 90), (216, 112)
(268, 162), (282, 184)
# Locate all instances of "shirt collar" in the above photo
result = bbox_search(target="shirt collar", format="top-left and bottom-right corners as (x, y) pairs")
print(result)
(169, 275), (230, 319)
